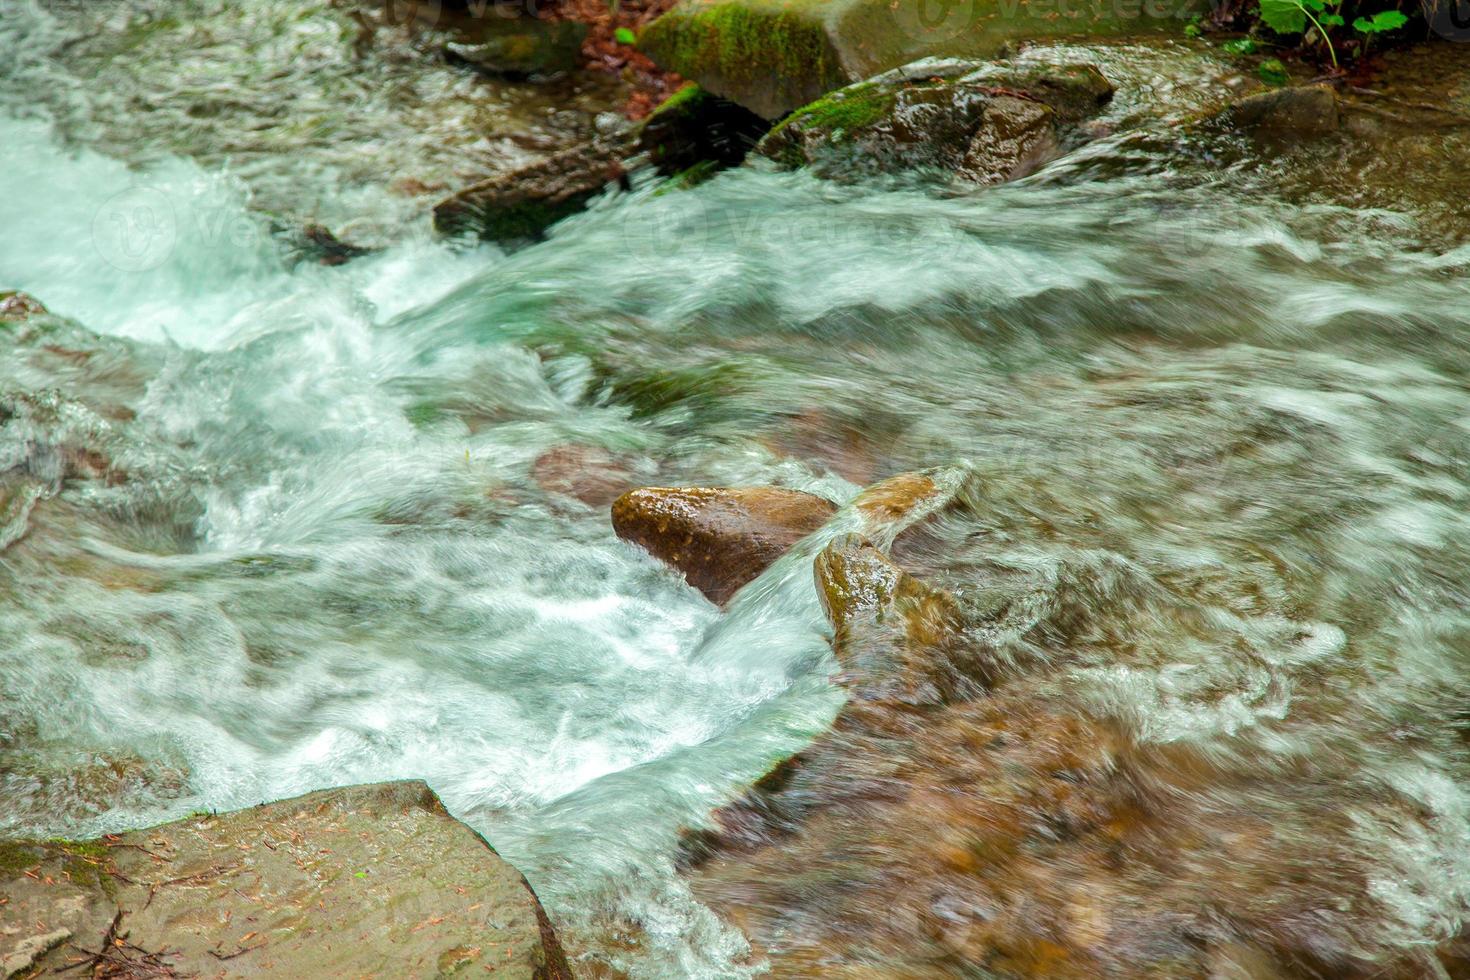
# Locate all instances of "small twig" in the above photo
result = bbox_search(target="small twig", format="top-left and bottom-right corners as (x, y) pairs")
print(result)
(206, 940), (267, 961)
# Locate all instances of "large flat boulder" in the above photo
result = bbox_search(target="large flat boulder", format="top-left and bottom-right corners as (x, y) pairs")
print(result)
(0, 781), (570, 979)
(638, 0), (1204, 118)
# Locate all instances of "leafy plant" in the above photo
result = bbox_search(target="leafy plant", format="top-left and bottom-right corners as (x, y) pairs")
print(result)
(1222, 37), (1259, 53)
(1353, 7), (1409, 28)
(1257, 0), (1409, 66)
(614, 26), (637, 45)
(1259, 0), (1342, 65)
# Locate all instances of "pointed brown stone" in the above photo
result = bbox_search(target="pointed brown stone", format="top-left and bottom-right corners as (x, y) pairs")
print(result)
(611, 486), (837, 604)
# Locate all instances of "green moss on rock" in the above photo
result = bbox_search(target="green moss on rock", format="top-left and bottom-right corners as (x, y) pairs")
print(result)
(640, 0), (1202, 117)
(640, 1), (849, 118)
(768, 80), (893, 140)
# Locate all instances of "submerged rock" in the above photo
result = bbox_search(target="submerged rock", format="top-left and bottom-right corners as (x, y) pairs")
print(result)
(532, 442), (639, 507)
(756, 60), (1113, 182)
(434, 83), (770, 242)
(816, 534), (987, 703)
(1191, 46), (1470, 244)
(0, 781), (570, 979)
(0, 291), (45, 322)
(611, 486), (837, 604)
(434, 134), (633, 243)
(445, 19), (590, 78)
(638, 0), (1193, 118)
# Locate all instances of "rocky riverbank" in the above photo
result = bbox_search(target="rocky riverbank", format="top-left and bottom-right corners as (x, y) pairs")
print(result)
(0, 782), (569, 979)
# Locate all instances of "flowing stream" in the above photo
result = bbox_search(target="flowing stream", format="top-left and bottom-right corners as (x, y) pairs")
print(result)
(3, 1), (1470, 976)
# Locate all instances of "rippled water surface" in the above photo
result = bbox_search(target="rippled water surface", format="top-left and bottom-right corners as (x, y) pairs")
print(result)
(3, 2), (1470, 976)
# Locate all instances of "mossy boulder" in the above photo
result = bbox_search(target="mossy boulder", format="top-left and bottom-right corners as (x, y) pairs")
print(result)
(756, 58), (1113, 182)
(611, 486), (837, 604)
(0, 782), (569, 979)
(638, 0), (1201, 118)
(635, 83), (771, 177)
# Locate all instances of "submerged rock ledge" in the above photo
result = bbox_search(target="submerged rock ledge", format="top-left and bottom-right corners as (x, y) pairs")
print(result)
(0, 782), (570, 979)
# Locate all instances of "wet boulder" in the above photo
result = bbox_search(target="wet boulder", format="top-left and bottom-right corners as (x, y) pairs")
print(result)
(434, 134), (633, 243)
(755, 60), (1113, 183)
(611, 485), (837, 604)
(0, 781), (570, 979)
(1216, 83), (1341, 139)
(816, 534), (986, 703)
(635, 83), (772, 180)
(637, 0), (1184, 119)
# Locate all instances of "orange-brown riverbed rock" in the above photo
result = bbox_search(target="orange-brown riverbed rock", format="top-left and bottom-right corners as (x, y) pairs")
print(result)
(611, 486), (837, 604)
(678, 477), (1461, 978)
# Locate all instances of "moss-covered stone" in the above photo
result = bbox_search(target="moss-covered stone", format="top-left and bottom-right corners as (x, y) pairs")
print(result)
(756, 58), (1113, 182)
(640, 0), (1203, 117)
(636, 83), (771, 176)
(640, 0), (850, 118)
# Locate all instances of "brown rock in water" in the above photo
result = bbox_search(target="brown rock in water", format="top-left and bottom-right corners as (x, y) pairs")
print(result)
(0, 290), (46, 322)
(678, 469), (1460, 978)
(852, 470), (939, 524)
(611, 486), (837, 604)
(0, 782), (570, 979)
(816, 534), (984, 703)
(1220, 84), (1341, 138)
(434, 136), (633, 244)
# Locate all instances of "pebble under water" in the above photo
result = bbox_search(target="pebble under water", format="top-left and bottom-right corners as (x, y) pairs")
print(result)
(3, 3), (1470, 976)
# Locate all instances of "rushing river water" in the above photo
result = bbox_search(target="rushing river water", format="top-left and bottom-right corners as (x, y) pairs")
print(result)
(4, 1), (1470, 976)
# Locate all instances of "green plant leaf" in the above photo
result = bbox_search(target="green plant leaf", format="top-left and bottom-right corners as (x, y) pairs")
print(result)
(614, 26), (637, 45)
(1259, 0), (1307, 34)
(1320, 12), (1345, 25)
(1353, 9), (1408, 31)
(1222, 37), (1258, 52)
